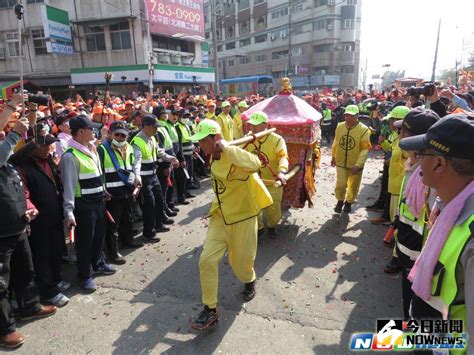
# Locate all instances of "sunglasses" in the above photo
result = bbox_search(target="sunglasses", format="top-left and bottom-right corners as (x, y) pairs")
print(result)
(113, 133), (127, 138)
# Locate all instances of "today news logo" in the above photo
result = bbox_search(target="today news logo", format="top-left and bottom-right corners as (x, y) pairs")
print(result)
(350, 319), (467, 351)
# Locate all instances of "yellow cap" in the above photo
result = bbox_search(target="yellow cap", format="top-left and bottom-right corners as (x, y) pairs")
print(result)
(248, 111), (268, 125)
(189, 119), (222, 141)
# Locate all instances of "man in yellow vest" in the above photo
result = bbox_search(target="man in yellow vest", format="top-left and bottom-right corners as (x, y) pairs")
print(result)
(61, 115), (115, 293)
(232, 100), (249, 139)
(399, 114), (474, 352)
(205, 101), (217, 120)
(331, 105), (372, 213)
(246, 111), (289, 238)
(215, 101), (234, 141)
(189, 119), (272, 330)
(98, 121), (143, 265)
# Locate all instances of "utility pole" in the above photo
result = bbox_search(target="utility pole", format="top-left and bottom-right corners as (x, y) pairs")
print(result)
(431, 19), (441, 82)
(144, 3), (154, 95)
(287, 0), (292, 77)
(210, 0), (219, 94)
(362, 58), (368, 91)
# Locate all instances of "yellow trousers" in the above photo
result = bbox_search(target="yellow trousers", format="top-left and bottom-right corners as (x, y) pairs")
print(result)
(258, 186), (283, 230)
(335, 167), (363, 203)
(389, 194), (400, 223)
(199, 211), (258, 308)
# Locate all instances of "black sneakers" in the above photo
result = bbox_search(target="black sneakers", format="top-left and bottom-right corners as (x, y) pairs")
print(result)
(243, 281), (256, 302)
(334, 201), (344, 213)
(366, 200), (385, 212)
(384, 256), (403, 274)
(343, 202), (352, 213)
(191, 306), (219, 330)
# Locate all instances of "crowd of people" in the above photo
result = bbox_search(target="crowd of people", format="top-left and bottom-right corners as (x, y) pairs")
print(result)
(0, 79), (473, 349)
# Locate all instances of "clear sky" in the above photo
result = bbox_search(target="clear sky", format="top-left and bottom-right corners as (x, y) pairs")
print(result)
(360, 0), (474, 81)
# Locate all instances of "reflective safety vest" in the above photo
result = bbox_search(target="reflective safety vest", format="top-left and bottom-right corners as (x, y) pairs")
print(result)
(67, 147), (104, 200)
(321, 109), (332, 126)
(426, 214), (474, 352)
(157, 126), (173, 151)
(396, 176), (427, 262)
(176, 121), (193, 156)
(162, 120), (178, 143)
(98, 143), (134, 197)
(131, 135), (157, 176)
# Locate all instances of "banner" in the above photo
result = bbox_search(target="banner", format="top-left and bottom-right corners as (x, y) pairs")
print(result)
(145, 0), (205, 42)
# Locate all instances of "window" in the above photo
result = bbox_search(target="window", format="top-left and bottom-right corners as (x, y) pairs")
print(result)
(254, 0), (265, 4)
(6, 32), (21, 57)
(343, 19), (354, 29)
(228, 60), (234, 66)
(238, 0), (250, 10)
(255, 34), (266, 43)
(152, 34), (192, 52)
(226, 41), (235, 50)
(240, 38), (251, 47)
(272, 50), (288, 60)
(315, 0), (328, 6)
(239, 21), (250, 35)
(347, 0), (357, 4)
(27, 0), (44, 3)
(226, 26), (234, 38)
(271, 7), (288, 19)
(271, 28), (289, 39)
(255, 16), (266, 31)
(205, 31), (210, 39)
(110, 21), (131, 50)
(31, 28), (47, 55)
(0, 0), (17, 8)
(291, 47), (303, 57)
(216, 29), (222, 41)
(256, 54), (266, 62)
(341, 42), (355, 51)
(313, 20), (325, 31)
(217, 45), (223, 52)
(340, 65), (354, 73)
(314, 44), (332, 53)
(293, 24), (305, 35)
(0, 43), (6, 60)
(291, 3), (304, 13)
(239, 57), (250, 64)
(85, 26), (106, 52)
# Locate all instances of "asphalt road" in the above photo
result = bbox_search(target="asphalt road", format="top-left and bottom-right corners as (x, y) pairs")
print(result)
(13, 146), (402, 354)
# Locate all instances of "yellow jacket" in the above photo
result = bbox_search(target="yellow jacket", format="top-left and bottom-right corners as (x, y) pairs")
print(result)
(331, 121), (371, 169)
(210, 146), (273, 225)
(245, 132), (289, 187)
(206, 112), (217, 120)
(388, 135), (408, 195)
(232, 111), (244, 139)
(215, 112), (234, 141)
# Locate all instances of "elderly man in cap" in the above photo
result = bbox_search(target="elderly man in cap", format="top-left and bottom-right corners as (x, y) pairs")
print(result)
(215, 101), (234, 141)
(399, 113), (474, 351)
(98, 121), (143, 265)
(331, 104), (372, 213)
(205, 101), (217, 120)
(190, 119), (272, 331)
(11, 129), (70, 307)
(61, 115), (117, 293)
(232, 100), (249, 139)
(246, 111), (289, 238)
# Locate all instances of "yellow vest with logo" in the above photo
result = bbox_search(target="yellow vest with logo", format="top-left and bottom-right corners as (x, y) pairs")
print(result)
(332, 121), (371, 169)
(245, 132), (289, 187)
(233, 111), (244, 139)
(216, 112), (234, 141)
(388, 135), (408, 195)
(209, 146), (273, 225)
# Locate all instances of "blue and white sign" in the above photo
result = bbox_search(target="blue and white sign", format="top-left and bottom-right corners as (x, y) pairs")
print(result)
(41, 5), (73, 55)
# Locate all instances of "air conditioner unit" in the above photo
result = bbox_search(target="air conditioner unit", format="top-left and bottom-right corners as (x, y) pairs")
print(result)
(281, 33), (287, 38)
(270, 33), (276, 41)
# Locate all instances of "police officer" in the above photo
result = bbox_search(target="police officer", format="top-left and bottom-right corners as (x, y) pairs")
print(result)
(131, 115), (178, 243)
(175, 109), (196, 201)
(320, 103), (333, 145)
(399, 114), (474, 351)
(98, 121), (143, 265)
(61, 115), (116, 293)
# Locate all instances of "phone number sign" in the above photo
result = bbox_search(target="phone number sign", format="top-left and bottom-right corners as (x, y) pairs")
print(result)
(146, 0), (205, 41)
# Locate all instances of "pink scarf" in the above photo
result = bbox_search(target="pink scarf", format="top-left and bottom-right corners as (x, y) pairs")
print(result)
(408, 180), (474, 301)
(403, 165), (425, 219)
(68, 139), (99, 164)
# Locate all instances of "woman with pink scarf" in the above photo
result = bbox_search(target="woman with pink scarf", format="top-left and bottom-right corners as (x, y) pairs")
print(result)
(391, 107), (439, 320)
(399, 113), (474, 353)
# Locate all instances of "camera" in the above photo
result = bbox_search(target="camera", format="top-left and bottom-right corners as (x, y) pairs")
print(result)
(27, 94), (49, 106)
(407, 83), (435, 97)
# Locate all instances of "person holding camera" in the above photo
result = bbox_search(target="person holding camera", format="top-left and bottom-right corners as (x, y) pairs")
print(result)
(98, 121), (143, 263)
(61, 115), (116, 293)
(0, 94), (57, 348)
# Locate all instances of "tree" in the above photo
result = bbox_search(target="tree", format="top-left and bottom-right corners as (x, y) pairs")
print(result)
(437, 68), (457, 85)
(381, 70), (405, 87)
